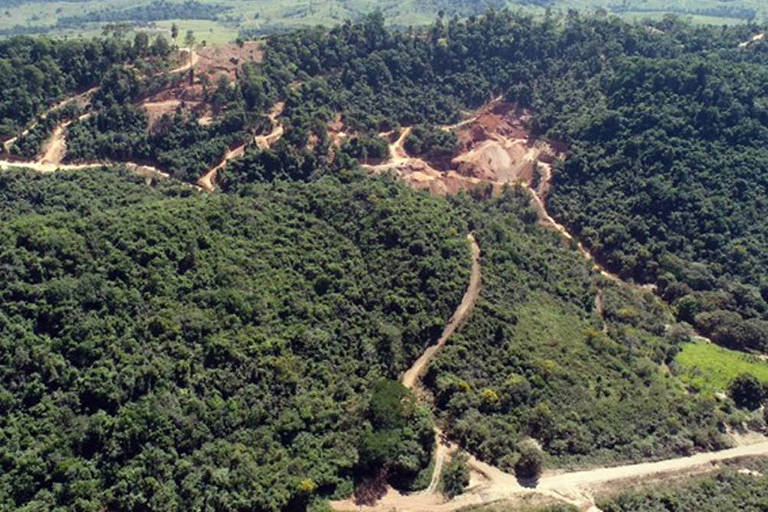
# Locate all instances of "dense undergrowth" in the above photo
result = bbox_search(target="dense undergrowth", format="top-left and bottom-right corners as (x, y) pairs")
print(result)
(426, 188), (731, 469)
(0, 169), (469, 511)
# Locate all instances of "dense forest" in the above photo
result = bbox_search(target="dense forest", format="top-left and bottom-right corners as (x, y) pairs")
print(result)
(1, 8), (768, 511)
(0, 33), (172, 140)
(0, 165), (754, 510)
(0, 168), (469, 510)
(244, 11), (768, 357)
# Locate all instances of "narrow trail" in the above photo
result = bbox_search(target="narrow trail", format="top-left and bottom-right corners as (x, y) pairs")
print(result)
(1, 86), (98, 154)
(197, 143), (246, 192)
(197, 101), (285, 192)
(39, 124), (67, 165)
(254, 101), (286, 150)
(38, 112), (91, 165)
(2, 47), (196, 157)
(402, 234), (481, 389)
(389, 126), (412, 162)
(439, 95), (504, 132)
(332, 235), (481, 512)
(169, 47), (199, 74)
(403, 234), (480, 498)
(739, 32), (765, 48)
(340, 106), (768, 512)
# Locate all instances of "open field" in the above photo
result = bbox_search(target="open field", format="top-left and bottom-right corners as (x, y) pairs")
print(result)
(676, 341), (768, 395)
(1, 0), (765, 40)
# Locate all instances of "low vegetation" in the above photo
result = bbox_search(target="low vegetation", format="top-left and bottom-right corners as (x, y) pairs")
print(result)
(441, 452), (470, 498)
(597, 458), (768, 512)
(426, 190), (731, 469)
(675, 341), (768, 395)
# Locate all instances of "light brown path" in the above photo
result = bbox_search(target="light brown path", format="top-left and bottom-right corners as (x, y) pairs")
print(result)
(0, 159), (171, 180)
(254, 102), (285, 150)
(739, 32), (765, 48)
(334, 107), (768, 512)
(334, 440), (768, 512)
(39, 124), (67, 165)
(198, 101), (286, 192)
(197, 144), (245, 192)
(3, 46), (194, 156)
(439, 95), (504, 132)
(169, 48), (199, 74)
(332, 235), (481, 511)
(0, 160), (102, 173)
(2, 87), (98, 154)
(402, 234), (481, 389)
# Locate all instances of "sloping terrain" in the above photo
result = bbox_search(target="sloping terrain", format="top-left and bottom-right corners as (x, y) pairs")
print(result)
(0, 169), (471, 511)
(1, 11), (768, 512)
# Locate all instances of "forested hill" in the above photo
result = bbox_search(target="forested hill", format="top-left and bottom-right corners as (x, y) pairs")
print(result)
(0, 168), (470, 510)
(249, 12), (768, 356)
(0, 35), (171, 137)
(2, 9), (768, 511)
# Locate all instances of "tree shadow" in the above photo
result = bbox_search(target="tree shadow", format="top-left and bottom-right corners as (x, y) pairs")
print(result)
(516, 475), (540, 489)
(353, 470), (388, 506)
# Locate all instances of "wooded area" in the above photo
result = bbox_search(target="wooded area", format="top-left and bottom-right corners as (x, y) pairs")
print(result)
(1, 8), (768, 511)
(0, 169), (469, 510)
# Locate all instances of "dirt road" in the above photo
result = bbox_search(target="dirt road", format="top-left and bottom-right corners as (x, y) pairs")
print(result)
(739, 32), (765, 48)
(197, 102), (286, 192)
(169, 48), (198, 74)
(390, 126), (412, 162)
(334, 105), (768, 512)
(0, 159), (172, 181)
(1, 87), (98, 154)
(254, 102), (286, 150)
(333, 439), (768, 512)
(331, 235), (481, 511)
(197, 144), (245, 192)
(39, 124), (67, 164)
(402, 234), (481, 389)
(0, 160), (102, 173)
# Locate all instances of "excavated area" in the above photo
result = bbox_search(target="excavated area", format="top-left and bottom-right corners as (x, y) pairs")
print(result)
(366, 101), (563, 198)
(141, 42), (263, 129)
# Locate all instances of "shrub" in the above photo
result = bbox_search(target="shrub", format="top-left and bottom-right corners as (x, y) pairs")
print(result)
(441, 452), (470, 498)
(729, 374), (765, 410)
(515, 439), (544, 482)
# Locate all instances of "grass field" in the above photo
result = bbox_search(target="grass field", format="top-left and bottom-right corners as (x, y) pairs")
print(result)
(675, 341), (768, 395)
(0, 0), (764, 40)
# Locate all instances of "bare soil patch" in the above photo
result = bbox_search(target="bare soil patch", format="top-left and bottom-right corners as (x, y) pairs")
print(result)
(363, 100), (563, 199)
(196, 41), (263, 84)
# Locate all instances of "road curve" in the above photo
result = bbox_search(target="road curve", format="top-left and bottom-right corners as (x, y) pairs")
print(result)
(402, 233), (481, 389)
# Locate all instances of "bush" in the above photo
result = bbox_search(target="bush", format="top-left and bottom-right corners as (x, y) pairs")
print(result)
(729, 374), (766, 410)
(441, 452), (470, 498)
(515, 439), (544, 482)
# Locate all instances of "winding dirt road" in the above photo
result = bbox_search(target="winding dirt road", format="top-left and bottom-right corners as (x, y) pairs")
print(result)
(2, 47), (197, 157)
(739, 32), (765, 48)
(332, 234), (481, 511)
(402, 234), (481, 389)
(335, 105), (768, 512)
(196, 102), (285, 192)
(169, 47), (199, 74)
(254, 102), (286, 150)
(197, 143), (246, 192)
